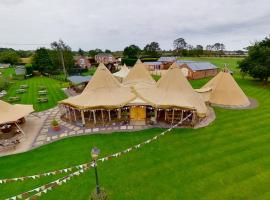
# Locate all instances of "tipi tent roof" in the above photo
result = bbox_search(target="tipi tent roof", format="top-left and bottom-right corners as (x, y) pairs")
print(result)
(61, 63), (136, 109)
(0, 100), (34, 124)
(113, 64), (130, 79)
(201, 70), (250, 107)
(122, 62), (156, 89)
(135, 63), (208, 117)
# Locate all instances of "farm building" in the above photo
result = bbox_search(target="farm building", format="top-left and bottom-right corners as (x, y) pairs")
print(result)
(176, 60), (218, 79)
(158, 57), (178, 69)
(74, 55), (91, 69)
(95, 53), (116, 64)
(59, 61), (209, 128)
(143, 61), (164, 71)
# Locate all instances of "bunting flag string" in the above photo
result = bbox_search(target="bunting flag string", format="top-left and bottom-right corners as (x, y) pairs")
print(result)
(2, 113), (192, 198)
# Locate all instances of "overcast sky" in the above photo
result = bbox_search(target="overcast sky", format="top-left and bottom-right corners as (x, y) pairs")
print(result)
(0, 0), (269, 51)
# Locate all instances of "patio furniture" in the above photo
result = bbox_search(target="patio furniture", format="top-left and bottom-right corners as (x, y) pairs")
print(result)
(39, 85), (46, 90)
(16, 89), (26, 94)
(20, 84), (28, 89)
(37, 97), (48, 103)
(0, 124), (12, 133)
(8, 96), (21, 102)
(38, 90), (47, 95)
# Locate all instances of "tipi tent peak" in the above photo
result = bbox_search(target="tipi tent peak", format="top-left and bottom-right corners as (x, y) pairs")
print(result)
(113, 64), (130, 82)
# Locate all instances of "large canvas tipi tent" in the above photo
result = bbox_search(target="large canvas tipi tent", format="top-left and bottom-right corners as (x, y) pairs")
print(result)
(122, 61), (156, 89)
(113, 64), (130, 82)
(61, 63), (136, 109)
(136, 63), (208, 117)
(200, 69), (250, 107)
(0, 100), (34, 124)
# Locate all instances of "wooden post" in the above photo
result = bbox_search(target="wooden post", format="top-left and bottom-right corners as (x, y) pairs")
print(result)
(108, 110), (111, 122)
(192, 111), (196, 124)
(118, 109), (121, 119)
(68, 108), (72, 123)
(181, 110), (184, 122)
(93, 110), (96, 124)
(65, 106), (68, 118)
(101, 110), (104, 123)
(165, 109), (167, 121)
(154, 109), (158, 121)
(88, 110), (91, 121)
(172, 109), (175, 124)
(81, 110), (85, 126)
(73, 109), (77, 121)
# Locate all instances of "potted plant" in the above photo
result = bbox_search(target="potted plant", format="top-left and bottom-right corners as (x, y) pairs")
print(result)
(51, 119), (60, 131)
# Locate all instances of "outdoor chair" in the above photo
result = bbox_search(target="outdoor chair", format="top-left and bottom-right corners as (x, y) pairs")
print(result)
(20, 84), (28, 89)
(37, 97), (48, 103)
(8, 96), (20, 102)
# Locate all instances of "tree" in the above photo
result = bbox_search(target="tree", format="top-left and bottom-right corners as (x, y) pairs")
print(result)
(143, 42), (161, 57)
(0, 50), (19, 65)
(173, 38), (187, 51)
(78, 48), (84, 56)
(104, 49), (111, 53)
(88, 49), (103, 58)
(51, 40), (74, 77)
(123, 45), (141, 58)
(239, 36), (270, 82)
(32, 48), (53, 72)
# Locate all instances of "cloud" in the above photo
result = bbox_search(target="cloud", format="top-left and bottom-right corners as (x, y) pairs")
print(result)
(0, 0), (269, 50)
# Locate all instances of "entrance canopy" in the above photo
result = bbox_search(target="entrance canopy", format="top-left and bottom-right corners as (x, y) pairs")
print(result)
(0, 100), (34, 124)
(200, 69), (250, 107)
(136, 63), (208, 117)
(60, 63), (136, 109)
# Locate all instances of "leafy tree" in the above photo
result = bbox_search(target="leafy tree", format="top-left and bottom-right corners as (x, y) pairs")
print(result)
(104, 49), (111, 53)
(78, 48), (84, 56)
(51, 40), (74, 76)
(31, 48), (53, 72)
(88, 49), (103, 57)
(123, 45), (141, 58)
(239, 36), (270, 82)
(173, 38), (187, 51)
(143, 42), (161, 57)
(0, 50), (19, 65)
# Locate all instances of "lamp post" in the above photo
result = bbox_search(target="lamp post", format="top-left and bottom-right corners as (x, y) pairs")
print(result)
(91, 147), (100, 194)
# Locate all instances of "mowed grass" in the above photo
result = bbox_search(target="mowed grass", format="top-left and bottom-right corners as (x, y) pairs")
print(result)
(1, 74), (270, 199)
(2, 76), (67, 111)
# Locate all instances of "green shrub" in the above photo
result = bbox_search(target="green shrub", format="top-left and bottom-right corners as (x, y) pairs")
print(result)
(90, 188), (108, 200)
(25, 63), (33, 75)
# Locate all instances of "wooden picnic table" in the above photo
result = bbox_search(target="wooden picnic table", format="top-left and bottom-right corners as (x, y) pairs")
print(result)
(37, 97), (48, 103)
(16, 89), (26, 94)
(38, 90), (47, 95)
(20, 84), (28, 89)
(8, 96), (21, 102)
(38, 85), (47, 90)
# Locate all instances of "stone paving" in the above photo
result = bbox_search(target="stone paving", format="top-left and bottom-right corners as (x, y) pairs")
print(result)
(31, 106), (216, 149)
(32, 107), (152, 148)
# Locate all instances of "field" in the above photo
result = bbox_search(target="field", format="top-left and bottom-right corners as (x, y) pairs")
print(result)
(1, 57), (270, 199)
(1, 76), (67, 111)
(1, 79), (270, 199)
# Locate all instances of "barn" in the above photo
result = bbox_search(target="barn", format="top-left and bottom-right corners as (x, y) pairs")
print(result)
(176, 61), (218, 80)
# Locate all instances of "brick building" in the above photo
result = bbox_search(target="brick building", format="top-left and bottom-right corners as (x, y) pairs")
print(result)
(95, 53), (115, 64)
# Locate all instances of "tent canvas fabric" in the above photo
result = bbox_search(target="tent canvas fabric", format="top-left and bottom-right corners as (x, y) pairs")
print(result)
(60, 63), (136, 109)
(0, 100), (34, 124)
(135, 63), (208, 117)
(113, 64), (130, 82)
(122, 62), (156, 89)
(201, 70), (250, 107)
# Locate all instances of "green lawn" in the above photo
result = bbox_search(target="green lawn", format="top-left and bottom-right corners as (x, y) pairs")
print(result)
(82, 67), (97, 76)
(0, 67), (16, 78)
(2, 76), (67, 111)
(1, 74), (270, 199)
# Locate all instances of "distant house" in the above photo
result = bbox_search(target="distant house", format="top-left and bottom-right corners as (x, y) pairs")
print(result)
(176, 60), (218, 80)
(95, 53), (115, 64)
(0, 63), (11, 69)
(158, 57), (178, 69)
(74, 56), (91, 69)
(144, 61), (164, 71)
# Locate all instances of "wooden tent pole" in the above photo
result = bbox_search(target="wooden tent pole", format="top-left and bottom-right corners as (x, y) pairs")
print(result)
(68, 107), (72, 123)
(65, 106), (68, 119)
(181, 110), (184, 122)
(73, 109), (77, 121)
(101, 110), (104, 123)
(172, 109), (175, 124)
(118, 109), (121, 119)
(108, 110), (111, 122)
(154, 108), (157, 122)
(165, 109), (167, 121)
(88, 110), (91, 121)
(81, 110), (85, 126)
(93, 110), (96, 124)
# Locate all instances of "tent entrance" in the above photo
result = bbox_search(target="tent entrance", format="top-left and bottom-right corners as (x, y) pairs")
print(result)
(130, 106), (146, 125)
